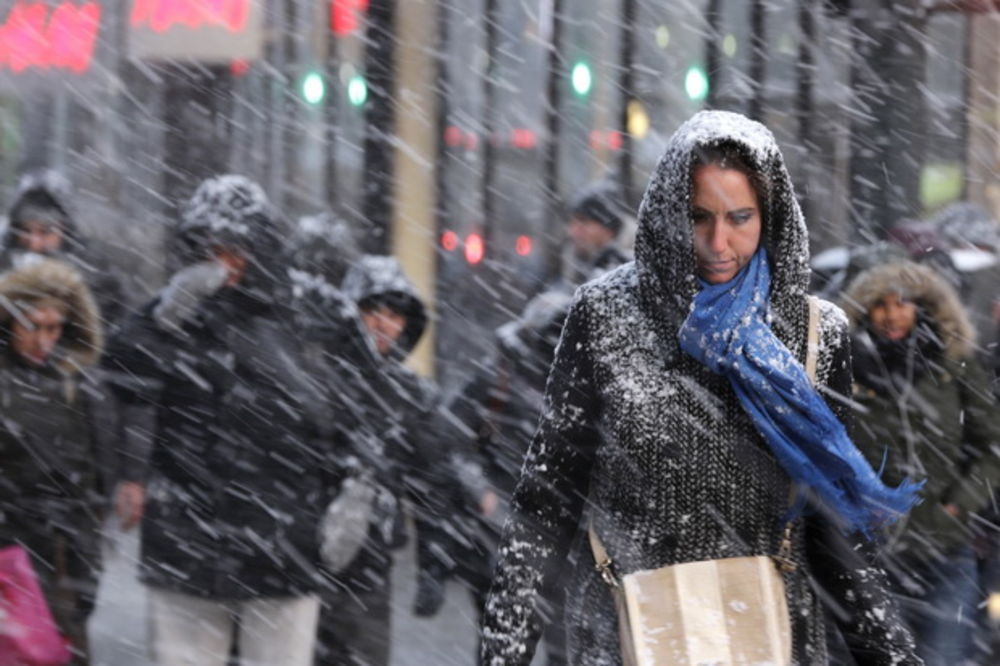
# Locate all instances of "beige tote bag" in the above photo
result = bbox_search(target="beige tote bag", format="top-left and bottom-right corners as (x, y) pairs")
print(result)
(587, 296), (820, 666)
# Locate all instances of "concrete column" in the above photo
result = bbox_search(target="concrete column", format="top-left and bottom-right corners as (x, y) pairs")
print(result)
(965, 12), (1000, 219)
(392, 0), (439, 378)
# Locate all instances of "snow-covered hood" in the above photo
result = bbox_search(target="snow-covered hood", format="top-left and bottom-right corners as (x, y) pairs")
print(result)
(495, 289), (572, 363)
(633, 110), (810, 341)
(931, 201), (1000, 251)
(3, 169), (80, 252)
(175, 175), (286, 298)
(341, 255), (427, 356)
(288, 211), (359, 287)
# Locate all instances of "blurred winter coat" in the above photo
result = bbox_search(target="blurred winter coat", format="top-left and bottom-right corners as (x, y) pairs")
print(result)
(560, 242), (630, 290)
(481, 111), (920, 665)
(332, 255), (451, 591)
(444, 290), (572, 504)
(843, 261), (1000, 558)
(104, 176), (345, 600)
(439, 289), (572, 625)
(0, 260), (123, 630)
(288, 211), (360, 289)
(1, 170), (127, 328)
(929, 202), (1000, 351)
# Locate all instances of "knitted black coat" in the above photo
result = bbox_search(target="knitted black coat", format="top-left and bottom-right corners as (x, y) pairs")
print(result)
(480, 111), (921, 665)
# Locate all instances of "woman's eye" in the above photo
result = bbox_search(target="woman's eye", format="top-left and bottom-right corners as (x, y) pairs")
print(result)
(731, 212), (753, 224)
(691, 210), (711, 223)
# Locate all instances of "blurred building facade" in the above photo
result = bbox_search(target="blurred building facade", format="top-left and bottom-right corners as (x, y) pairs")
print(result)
(0, 0), (998, 383)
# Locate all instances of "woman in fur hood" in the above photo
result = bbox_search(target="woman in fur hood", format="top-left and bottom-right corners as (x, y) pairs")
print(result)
(842, 260), (1000, 664)
(0, 259), (132, 663)
(480, 110), (922, 665)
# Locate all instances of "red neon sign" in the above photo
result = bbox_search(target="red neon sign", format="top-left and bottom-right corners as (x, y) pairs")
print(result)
(130, 0), (250, 33)
(331, 0), (368, 36)
(0, 2), (101, 74)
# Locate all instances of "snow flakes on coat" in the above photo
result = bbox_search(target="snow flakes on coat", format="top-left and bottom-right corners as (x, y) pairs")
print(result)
(480, 110), (919, 666)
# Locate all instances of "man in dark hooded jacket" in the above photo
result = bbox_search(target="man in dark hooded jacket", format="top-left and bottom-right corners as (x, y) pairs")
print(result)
(103, 175), (346, 666)
(312, 254), (454, 666)
(561, 182), (631, 288)
(440, 289), (573, 663)
(2, 170), (127, 329)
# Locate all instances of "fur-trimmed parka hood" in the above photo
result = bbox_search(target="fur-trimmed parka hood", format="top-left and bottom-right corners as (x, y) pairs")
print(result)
(841, 261), (976, 361)
(0, 259), (103, 371)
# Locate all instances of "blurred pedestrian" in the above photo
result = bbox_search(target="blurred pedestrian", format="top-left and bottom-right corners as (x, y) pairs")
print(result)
(314, 254), (454, 666)
(288, 210), (360, 292)
(440, 289), (572, 663)
(929, 201), (1000, 354)
(103, 175), (346, 666)
(561, 182), (631, 288)
(480, 110), (923, 665)
(0, 259), (133, 664)
(842, 260), (1000, 666)
(2, 169), (127, 330)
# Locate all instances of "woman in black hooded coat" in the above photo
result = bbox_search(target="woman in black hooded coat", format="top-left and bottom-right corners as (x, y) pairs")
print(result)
(480, 111), (921, 665)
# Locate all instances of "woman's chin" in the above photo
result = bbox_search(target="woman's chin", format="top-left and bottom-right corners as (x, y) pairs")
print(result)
(698, 269), (737, 284)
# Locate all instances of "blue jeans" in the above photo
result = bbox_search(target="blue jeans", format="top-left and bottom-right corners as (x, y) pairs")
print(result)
(895, 547), (981, 666)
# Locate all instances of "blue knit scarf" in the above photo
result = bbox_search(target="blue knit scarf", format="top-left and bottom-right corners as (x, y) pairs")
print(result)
(678, 247), (923, 535)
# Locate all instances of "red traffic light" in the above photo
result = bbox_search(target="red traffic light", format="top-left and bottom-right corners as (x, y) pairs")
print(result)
(332, 0), (369, 36)
(465, 233), (484, 265)
(515, 235), (533, 256)
(441, 230), (459, 252)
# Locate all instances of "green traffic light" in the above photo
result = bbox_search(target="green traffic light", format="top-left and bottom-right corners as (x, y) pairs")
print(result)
(571, 61), (593, 97)
(348, 74), (368, 107)
(301, 71), (325, 105)
(685, 65), (709, 101)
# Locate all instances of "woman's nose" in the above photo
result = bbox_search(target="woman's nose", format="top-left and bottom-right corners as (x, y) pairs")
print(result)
(708, 221), (728, 253)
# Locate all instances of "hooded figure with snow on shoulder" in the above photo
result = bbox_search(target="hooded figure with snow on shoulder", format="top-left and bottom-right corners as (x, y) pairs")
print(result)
(2, 169), (127, 329)
(103, 175), (348, 666)
(480, 111), (923, 665)
(313, 254), (456, 666)
(439, 288), (574, 663)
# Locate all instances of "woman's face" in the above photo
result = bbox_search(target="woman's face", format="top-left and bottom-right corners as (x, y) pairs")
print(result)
(691, 163), (762, 284)
(868, 292), (917, 341)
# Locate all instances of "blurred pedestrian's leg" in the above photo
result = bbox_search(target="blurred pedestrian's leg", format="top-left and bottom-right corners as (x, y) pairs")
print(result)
(147, 588), (232, 666)
(316, 582), (391, 666)
(237, 595), (320, 666)
(904, 548), (980, 666)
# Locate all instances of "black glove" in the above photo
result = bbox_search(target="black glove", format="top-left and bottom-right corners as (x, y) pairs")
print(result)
(413, 570), (447, 618)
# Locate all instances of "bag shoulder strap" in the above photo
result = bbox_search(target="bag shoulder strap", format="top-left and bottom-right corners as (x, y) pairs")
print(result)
(805, 295), (820, 385)
(588, 526), (619, 587)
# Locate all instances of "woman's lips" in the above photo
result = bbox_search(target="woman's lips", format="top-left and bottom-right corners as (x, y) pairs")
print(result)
(700, 259), (735, 273)
(879, 326), (909, 340)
